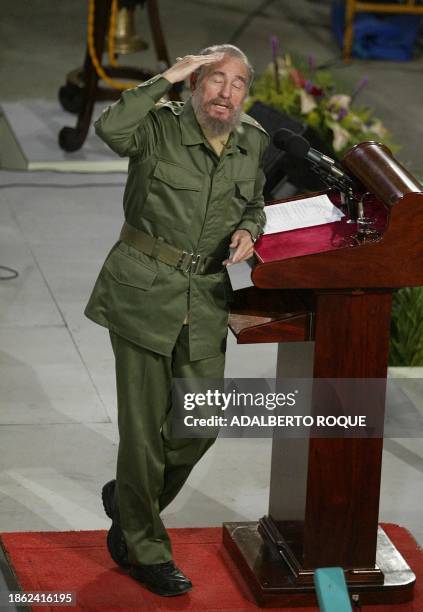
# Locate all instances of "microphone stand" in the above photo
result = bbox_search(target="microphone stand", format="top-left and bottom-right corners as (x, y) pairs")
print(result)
(308, 162), (357, 222)
(309, 164), (380, 245)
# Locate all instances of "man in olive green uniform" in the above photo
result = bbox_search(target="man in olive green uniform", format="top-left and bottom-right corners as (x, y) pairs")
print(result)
(85, 44), (269, 596)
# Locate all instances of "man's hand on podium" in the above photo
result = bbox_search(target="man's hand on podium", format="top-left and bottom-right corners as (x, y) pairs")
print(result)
(223, 229), (254, 266)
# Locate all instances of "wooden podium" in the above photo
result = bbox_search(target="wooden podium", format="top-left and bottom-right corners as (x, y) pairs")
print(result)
(223, 142), (423, 607)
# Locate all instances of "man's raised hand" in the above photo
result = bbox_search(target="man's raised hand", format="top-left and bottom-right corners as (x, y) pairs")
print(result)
(162, 53), (224, 84)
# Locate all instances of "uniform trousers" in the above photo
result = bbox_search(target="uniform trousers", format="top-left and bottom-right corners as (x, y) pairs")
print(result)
(109, 324), (225, 565)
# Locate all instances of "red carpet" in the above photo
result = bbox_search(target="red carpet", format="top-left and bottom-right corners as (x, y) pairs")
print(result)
(0, 524), (421, 611)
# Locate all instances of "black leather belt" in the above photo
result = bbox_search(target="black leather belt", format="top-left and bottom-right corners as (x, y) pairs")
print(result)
(119, 222), (224, 275)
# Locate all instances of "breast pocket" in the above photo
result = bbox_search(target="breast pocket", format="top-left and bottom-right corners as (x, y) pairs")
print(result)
(227, 178), (256, 228)
(142, 159), (203, 232)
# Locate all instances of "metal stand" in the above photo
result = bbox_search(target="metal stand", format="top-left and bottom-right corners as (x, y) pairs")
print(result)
(58, 0), (180, 152)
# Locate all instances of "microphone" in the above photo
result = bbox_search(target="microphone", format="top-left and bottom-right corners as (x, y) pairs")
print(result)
(273, 129), (349, 181)
(273, 128), (357, 221)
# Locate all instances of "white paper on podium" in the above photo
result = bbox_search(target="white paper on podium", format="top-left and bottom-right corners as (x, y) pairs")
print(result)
(263, 194), (344, 235)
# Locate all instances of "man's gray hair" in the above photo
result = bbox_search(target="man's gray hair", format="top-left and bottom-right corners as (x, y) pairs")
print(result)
(194, 44), (254, 88)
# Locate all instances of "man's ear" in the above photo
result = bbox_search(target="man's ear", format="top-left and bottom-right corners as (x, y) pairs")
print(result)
(190, 72), (198, 92)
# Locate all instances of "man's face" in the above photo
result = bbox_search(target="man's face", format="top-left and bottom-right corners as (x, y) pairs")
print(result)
(191, 55), (249, 136)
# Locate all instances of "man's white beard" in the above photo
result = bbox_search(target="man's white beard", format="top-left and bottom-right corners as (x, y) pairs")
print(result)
(191, 89), (243, 137)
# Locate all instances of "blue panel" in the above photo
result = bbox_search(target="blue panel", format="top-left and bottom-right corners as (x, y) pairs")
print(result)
(314, 567), (353, 612)
(331, 1), (421, 60)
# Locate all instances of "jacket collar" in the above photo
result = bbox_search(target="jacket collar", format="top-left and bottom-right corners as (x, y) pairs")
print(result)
(179, 98), (204, 146)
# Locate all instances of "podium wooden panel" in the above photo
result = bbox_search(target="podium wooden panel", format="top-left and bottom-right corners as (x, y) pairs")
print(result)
(224, 142), (422, 607)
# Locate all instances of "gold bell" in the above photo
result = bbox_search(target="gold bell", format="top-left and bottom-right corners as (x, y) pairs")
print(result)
(113, 6), (149, 54)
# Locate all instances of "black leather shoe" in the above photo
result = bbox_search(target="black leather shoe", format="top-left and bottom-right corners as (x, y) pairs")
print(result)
(101, 479), (129, 567)
(130, 561), (192, 596)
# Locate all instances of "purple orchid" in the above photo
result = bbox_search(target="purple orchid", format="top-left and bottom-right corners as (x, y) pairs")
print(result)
(271, 36), (279, 62)
(270, 35), (280, 92)
(338, 107), (348, 121)
(351, 76), (369, 103)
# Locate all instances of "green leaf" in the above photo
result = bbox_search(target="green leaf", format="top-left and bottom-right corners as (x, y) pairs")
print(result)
(389, 288), (423, 366)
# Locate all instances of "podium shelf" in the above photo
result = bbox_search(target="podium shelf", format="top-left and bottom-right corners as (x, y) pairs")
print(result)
(229, 288), (314, 343)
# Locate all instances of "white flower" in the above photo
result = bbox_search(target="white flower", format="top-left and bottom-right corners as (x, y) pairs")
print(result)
(331, 123), (350, 152)
(367, 119), (387, 138)
(328, 94), (351, 110)
(300, 89), (317, 114)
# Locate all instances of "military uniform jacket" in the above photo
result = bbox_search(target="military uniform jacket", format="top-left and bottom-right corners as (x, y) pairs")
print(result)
(85, 75), (269, 361)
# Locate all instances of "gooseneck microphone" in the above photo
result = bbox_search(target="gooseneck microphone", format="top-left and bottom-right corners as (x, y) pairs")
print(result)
(273, 129), (350, 182)
(273, 128), (357, 220)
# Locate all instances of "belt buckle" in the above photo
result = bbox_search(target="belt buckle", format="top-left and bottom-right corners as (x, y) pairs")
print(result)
(176, 251), (201, 274)
(190, 254), (201, 275)
(176, 250), (194, 273)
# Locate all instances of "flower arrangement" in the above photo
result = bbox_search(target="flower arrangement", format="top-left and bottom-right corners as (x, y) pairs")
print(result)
(246, 38), (396, 157)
